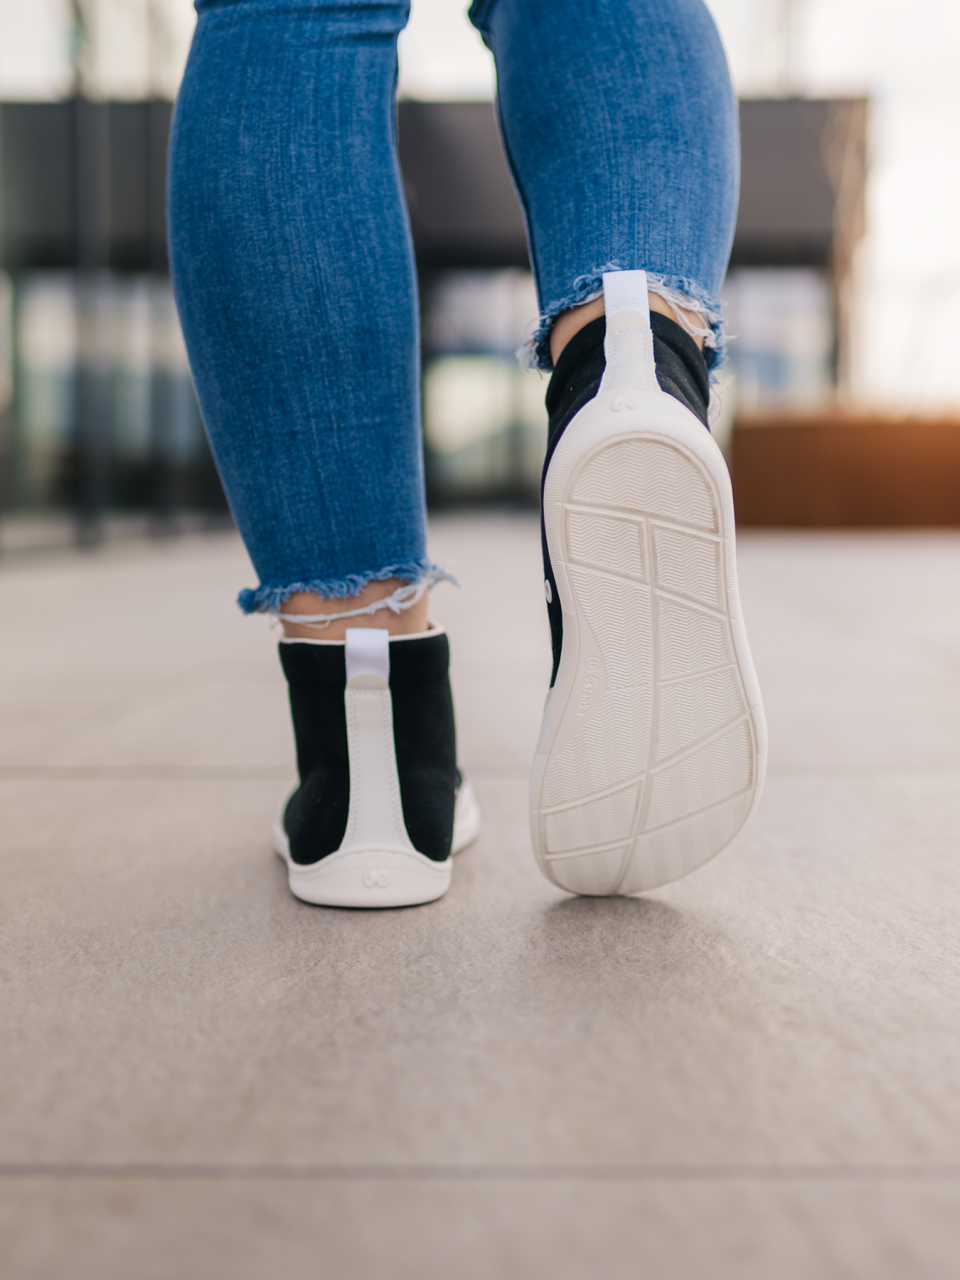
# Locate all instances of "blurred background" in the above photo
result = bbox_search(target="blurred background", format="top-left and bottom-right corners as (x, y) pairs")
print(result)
(0, 0), (958, 547)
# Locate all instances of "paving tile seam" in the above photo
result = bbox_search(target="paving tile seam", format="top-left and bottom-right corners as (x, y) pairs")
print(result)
(0, 769), (294, 781)
(3, 770), (960, 784)
(763, 772), (960, 781)
(3, 1165), (960, 1184)
(0, 769), (530, 782)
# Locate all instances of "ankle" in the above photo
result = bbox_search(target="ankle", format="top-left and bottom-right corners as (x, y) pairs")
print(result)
(280, 578), (431, 641)
(549, 291), (706, 365)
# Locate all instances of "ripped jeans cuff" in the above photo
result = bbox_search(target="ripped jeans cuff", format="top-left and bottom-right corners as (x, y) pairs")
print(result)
(237, 561), (457, 624)
(522, 265), (727, 374)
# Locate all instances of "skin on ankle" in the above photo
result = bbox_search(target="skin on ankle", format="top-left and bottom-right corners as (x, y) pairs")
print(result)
(281, 578), (430, 641)
(549, 291), (706, 366)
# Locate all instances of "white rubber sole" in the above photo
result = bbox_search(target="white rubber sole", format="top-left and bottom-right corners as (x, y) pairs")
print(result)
(531, 385), (767, 897)
(274, 776), (481, 909)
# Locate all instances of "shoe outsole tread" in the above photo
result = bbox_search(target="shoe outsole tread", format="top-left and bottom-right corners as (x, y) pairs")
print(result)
(532, 384), (767, 897)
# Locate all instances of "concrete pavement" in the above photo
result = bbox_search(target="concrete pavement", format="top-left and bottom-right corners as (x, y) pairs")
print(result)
(2, 516), (960, 1278)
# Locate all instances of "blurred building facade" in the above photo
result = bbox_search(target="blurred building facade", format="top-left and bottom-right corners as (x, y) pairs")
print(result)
(0, 0), (211, 549)
(0, 98), (223, 548)
(13, 0), (959, 535)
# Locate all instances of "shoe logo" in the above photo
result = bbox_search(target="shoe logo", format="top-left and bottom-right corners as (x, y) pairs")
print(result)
(577, 657), (602, 717)
(363, 870), (391, 888)
(612, 395), (641, 412)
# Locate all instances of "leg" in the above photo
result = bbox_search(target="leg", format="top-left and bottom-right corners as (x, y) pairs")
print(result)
(168, 0), (435, 636)
(471, 0), (766, 896)
(168, 0), (479, 906)
(470, 0), (739, 368)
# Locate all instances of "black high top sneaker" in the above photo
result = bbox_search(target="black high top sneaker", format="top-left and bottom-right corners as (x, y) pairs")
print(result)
(274, 626), (481, 908)
(531, 269), (767, 897)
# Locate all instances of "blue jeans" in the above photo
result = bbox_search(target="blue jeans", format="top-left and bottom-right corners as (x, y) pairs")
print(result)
(167, 0), (738, 613)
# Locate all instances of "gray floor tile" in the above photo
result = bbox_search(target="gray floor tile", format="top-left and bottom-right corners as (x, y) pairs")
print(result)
(2, 1177), (959, 1280)
(3, 774), (960, 1168)
(30, 669), (295, 772)
(736, 533), (960, 775)
(4, 519), (960, 1274)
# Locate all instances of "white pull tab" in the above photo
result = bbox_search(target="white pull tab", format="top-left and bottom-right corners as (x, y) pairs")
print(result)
(341, 627), (416, 854)
(599, 269), (659, 394)
(602, 270), (650, 325)
(346, 628), (390, 689)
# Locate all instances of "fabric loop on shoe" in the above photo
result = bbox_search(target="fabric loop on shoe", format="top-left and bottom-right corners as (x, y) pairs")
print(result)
(599, 270), (658, 395)
(602, 269), (650, 324)
(345, 628), (390, 688)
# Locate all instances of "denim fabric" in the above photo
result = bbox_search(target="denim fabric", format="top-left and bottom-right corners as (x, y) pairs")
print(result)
(169, 0), (432, 611)
(470, 0), (739, 370)
(167, 0), (738, 611)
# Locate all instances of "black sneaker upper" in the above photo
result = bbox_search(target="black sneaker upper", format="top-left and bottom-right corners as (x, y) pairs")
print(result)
(541, 312), (711, 687)
(279, 631), (458, 864)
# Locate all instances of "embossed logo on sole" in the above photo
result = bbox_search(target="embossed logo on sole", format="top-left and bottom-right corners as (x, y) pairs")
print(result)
(576, 657), (602, 717)
(362, 870), (391, 888)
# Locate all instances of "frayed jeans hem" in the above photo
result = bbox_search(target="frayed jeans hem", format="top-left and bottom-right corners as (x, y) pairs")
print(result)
(522, 265), (727, 374)
(237, 561), (456, 615)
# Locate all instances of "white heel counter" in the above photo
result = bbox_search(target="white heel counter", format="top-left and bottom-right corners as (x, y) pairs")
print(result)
(341, 629), (416, 855)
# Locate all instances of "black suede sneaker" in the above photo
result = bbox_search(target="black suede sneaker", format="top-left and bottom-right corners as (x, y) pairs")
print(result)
(531, 269), (766, 897)
(274, 626), (480, 907)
